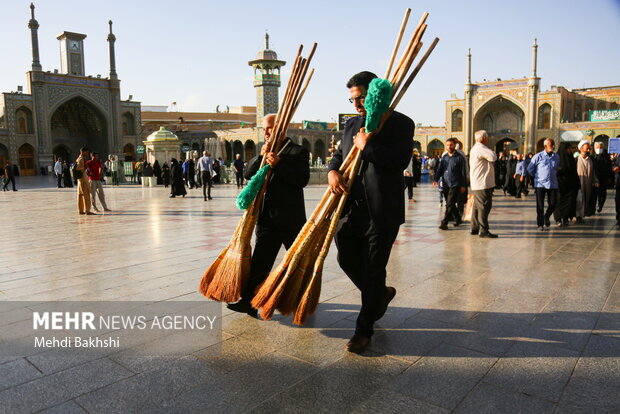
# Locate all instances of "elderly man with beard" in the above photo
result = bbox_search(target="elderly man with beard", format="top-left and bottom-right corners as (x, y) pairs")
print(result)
(328, 71), (414, 353)
(575, 140), (599, 223)
(227, 114), (310, 317)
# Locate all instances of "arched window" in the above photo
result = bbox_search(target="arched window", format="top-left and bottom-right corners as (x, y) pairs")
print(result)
(313, 140), (326, 161)
(18, 143), (35, 175)
(451, 109), (463, 132)
(15, 106), (33, 134)
(121, 112), (135, 135)
(244, 140), (256, 161)
(538, 104), (551, 129)
(123, 143), (135, 161)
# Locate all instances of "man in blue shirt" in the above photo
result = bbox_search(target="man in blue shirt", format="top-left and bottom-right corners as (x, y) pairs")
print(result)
(434, 138), (467, 230)
(527, 138), (560, 231)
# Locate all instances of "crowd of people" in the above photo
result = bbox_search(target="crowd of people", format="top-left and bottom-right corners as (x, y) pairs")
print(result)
(429, 133), (620, 236)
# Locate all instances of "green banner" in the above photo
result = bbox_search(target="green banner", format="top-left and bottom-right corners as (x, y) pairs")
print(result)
(303, 120), (329, 131)
(589, 109), (620, 122)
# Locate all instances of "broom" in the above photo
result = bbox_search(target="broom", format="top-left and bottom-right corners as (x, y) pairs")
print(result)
(198, 43), (318, 303)
(252, 9), (440, 324)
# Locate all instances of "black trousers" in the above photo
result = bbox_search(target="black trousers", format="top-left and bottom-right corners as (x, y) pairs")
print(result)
(236, 172), (244, 188)
(515, 175), (527, 197)
(442, 187), (461, 225)
(404, 176), (414, 199)
(591, 186), (607, 211)
(241, 218), (298, 302)
(56, 173), (63, 188)
(471, 188), (493, 234)
(335, 204), (399, 337)
(457, 187), (468, 216)
(3, 177), (16, 191)
(535, 188), (557, 227)
(201, 171), (212, 199)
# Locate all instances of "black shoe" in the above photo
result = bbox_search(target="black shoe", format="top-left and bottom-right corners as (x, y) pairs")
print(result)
(479, 232), (498, 238)
(545, 218), (551, 227)
(377, 287), (396, 321)
(470, 230), (479, 235)
(208, 196), (213, 200)
(346, 334), (371, 354)
(439, 223), (448, 230)
(170, 195), (175, 198)
(204, 197), (207, 201)
(576, 217), (584, 224)
(597, 207), (603, 213)
(227, 301), (258, 318)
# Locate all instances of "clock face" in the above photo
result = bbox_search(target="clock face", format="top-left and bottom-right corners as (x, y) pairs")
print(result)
(70, 40), (80, 51)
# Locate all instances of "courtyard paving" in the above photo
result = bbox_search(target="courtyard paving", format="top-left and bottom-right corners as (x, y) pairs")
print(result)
(0, 176), (619, 413)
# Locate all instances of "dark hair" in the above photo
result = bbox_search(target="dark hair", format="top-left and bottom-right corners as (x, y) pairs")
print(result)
(446, 138), (457, 145)
(92, 152), (99, 157)
(80, 147), (89, 153)
(346, 71), (378, 90)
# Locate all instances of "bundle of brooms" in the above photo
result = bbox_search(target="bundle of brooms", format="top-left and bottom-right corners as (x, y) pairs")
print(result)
(198, 43), (317, 302)
(251, 9), (440, 325)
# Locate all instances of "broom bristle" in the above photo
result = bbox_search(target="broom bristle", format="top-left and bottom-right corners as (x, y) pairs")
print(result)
(276, 254), (312, 315)
(251, 263), (288, 310)
(204, 235), (252, 302)
(293, 268), (323, 326)
(198, 247), (226, 296)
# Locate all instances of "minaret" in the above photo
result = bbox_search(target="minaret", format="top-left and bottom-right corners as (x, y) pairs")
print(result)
(526, 38), (540, 153)
(464, 48), (474, 152)
(107, 20), (118, 79)
(28, 3), (42, 71)
(248, 32), (286, 136)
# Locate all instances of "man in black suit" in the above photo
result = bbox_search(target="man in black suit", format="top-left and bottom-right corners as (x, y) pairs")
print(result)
(227, 114), (310, 316)
(329, 71), (415, 353)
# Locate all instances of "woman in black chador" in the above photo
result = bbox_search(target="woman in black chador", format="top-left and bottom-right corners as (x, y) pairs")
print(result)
(169, 159), (186, 198)
(162, 162), (170, 188)
(62, 162), (73, 188)
(153, 160), (162, 185)
(554, 142), (580, 226)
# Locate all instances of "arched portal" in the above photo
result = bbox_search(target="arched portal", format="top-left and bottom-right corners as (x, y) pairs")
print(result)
(244, 140), (256, 161)
(123, 143), (135, 161)
(413, 140), (422, 154)
(225, 141), (232, 161)
(301, 139), (311, 154)
(495, 138), (518, 154)
(427, 139), (444, 158)
(314, 140), (326, 161)
(474, 95), (525, 152)
(53, 144), (71, 164)
(121, 112), (135, 135)
(233, 140), (244, 160)
(50, 97), (108, 157)
(15, 106), (34, 134)
(18, 143), (35, 176)
(0, 143), (8, 169)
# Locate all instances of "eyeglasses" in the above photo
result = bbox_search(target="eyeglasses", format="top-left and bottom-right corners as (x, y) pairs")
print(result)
(348, 94), (366, 104)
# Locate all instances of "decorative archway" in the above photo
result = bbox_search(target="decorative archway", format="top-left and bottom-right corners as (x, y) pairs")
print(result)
(233, 140), (244, 160)
(15, 106), (34, 134)
(18, 143), (35, 176)
(495, 138), (518, 154)
(413, 140), (422, 153)
(52, 144), (71, 164)
(538, 103), (552, 129)
(123, 143), (135, 161)
(313, 140), (326, 161)
(244, 140), (256, 161)
(301, 138), (311, 154)
(451, 109), (463, 132)
(121, 112), (135, 135)
(427, 139), (444, 158)
(475, 95), (525, 152)
(50, 96), (108, 157)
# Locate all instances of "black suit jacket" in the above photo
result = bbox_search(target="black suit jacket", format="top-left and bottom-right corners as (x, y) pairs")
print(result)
(328, 111), (415, 230)
(245, 137), (310, 231)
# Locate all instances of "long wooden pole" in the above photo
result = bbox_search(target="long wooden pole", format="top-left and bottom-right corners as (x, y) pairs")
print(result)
(385, 8), (411, 79)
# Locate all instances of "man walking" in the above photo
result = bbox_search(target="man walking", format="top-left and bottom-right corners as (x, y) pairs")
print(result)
(54, 157), (63, 188)
(403, 153), (415, 201)
(227, 114), (309, 317)
(198, 150), (214, 201)
(575, 140), (598, 223)
(76, 148), (95, 215)
(328, 71), (414, 353)
(514, 154), (528, 198)
(434, 138), (467, 230)
(527, 138), (560, 231)
(233, 154), (245, 188)
(3, 161), (17, 191)
(86, 152), (110, 212)
(469, 130), (498, 238)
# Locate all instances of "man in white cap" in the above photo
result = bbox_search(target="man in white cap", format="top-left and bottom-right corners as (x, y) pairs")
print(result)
(575, 139), (599, 223)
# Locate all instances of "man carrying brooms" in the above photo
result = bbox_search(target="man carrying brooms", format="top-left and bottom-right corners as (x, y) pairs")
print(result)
(227, 114), (310, 317)
(328, 71), (415, 353)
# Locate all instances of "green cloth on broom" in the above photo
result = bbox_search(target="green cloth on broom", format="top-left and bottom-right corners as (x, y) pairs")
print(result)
(236, 164), (270, 210)
(364, 78), (393, 132)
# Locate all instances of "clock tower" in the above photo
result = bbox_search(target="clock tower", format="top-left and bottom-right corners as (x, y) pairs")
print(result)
(248, 33), (286, 131)
(57, 31), (86, 76)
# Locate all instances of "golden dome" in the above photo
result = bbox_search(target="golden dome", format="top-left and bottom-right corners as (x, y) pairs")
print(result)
(146, 126), (179, 141)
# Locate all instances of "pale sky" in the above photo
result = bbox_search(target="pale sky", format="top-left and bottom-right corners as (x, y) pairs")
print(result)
(1, 0), (619, 126)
